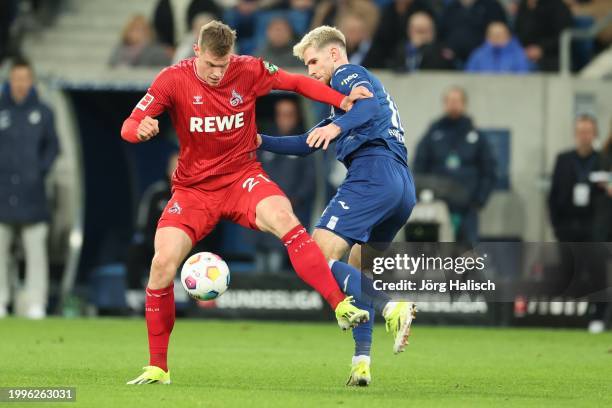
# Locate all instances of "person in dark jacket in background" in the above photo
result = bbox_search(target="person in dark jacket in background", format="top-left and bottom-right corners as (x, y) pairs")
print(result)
(255, 98), (315, 273)
(388, 11), (456, 72)
(548, 115), (601, 241)
(514, 0), (573, 72)
(368, 0), (436, 69)
(0, 58), (59, 319)
(548, 114), (607, 333)
(413, 86), (497, 245)
(593, 119), (612, 242)
(438, 0), (507, 66)
(466, 21), (531, 73)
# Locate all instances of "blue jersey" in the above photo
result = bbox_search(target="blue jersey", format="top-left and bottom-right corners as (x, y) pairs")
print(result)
(328, 64), (408, 166)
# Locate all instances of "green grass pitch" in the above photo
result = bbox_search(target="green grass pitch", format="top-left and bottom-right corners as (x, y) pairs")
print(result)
(0, 318), (611, 407)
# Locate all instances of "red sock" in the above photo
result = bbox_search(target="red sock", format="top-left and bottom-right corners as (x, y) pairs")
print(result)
(282, 225), (345, 309)
(145, 283), (175, 372)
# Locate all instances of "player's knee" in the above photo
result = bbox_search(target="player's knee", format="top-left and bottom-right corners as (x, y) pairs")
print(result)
(270, 209), (299, 235)
(150, 252), (179, 285)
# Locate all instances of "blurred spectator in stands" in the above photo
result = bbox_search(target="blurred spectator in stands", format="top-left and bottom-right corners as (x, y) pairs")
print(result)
(337, 11), (379, 67)
(173, 13), (216, 63)
(0, 58), (59, 319)
(593, 118), (612, 241)
(311, 0), (379, 36)
(186, 0), (222, 32)
(570, 0), (612, 54)
(254, 17), (302, 68)
(224, 0), (260, 55)
(280, 0), (316, 36)
(369, 0), (436, 69)
(439, 0), (507, 66)
(413, 87), (497, 245)
(109, 15), (171, 68)
(153, 0), (176, 49)
(255, 98), (315, 273)
(515, 0), (573, 72)
(154, 0), (221, 51)
(466, 21), (531, 73)
(126, 152), (221, 289)
(387, 12), (456, 72)
(548, 115), (607, 334)
(548, 115), (601, 241)
(0, 0), (18, 63)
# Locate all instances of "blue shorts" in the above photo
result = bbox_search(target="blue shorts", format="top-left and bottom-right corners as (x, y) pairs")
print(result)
(316, 154), (416, 247)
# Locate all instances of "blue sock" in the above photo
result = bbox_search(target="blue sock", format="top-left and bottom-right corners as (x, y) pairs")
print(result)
(352, 301), (374, 357)
(330, 260), (390, 315)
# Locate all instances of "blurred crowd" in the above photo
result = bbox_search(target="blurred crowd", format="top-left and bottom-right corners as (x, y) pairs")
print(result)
(101, 0), (612, 73)
(1, 0), (611, 73)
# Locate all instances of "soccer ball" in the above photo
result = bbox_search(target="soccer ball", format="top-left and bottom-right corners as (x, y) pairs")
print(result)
(180, 252), (230, 301)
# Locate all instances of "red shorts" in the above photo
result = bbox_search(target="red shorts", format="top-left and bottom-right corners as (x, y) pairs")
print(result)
(157, 161), (286, 246)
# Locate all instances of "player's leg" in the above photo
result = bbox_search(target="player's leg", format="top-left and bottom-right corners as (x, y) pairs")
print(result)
(318, 156), (418, 353)
(0, 223), (13, 318)
(129, 183), (219, 385)
(366, 165), (418, 354)
(223, 165), (368, 328)
(346, 243), (373, 386)
(127, 226), (192, 385)
(21, 222), (50, 319)
(309, 227), (380, 385)
(254, 194), (367, 327)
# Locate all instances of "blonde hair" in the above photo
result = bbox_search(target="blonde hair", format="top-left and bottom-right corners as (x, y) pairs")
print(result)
(293, 26), (346, 61)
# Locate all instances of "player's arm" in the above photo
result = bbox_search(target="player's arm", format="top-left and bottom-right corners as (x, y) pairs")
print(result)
(258, 118), (333, 156)
(272, 69), (372, 111)
(307, 67), (380, 149)
(120, 69), (173, 143)
(251, 58), (371, 109)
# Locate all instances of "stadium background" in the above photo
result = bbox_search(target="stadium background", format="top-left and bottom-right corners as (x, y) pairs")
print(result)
(1, 1), (611, 331)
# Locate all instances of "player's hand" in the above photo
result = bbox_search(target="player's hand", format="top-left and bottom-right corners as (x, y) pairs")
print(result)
(137, 116), (159, 141)
(307, 123), (341, 150)
(256, 133), (262, 147)
(340, 86), (373, 111)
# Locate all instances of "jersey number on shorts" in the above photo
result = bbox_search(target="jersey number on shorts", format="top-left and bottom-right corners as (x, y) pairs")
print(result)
(242, 174), (271, 192)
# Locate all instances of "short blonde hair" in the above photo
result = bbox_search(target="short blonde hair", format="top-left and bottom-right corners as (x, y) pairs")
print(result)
(198, 20), (236, 57)
(293, 26), (346, 61)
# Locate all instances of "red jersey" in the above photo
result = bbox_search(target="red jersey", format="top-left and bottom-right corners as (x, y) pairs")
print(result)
(122, 55), (345, 190)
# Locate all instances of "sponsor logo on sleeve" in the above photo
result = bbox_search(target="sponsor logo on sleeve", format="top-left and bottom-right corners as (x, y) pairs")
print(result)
(263, 61), (278, 75)
(341, 73), (359, 86)
(136, 93), (155, 111)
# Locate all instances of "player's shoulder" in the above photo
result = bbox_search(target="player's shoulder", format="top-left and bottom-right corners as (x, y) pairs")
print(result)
(333, 64), (369, 80)
(332, 64), (372, 90)
(230, 54), (265, 71)
(155, 58), (195, 81)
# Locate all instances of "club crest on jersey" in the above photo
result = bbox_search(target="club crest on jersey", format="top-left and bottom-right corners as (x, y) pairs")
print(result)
(230, 90), (243, 107)
(193, 95), (203, 105)
(168, 201), (182, 215)
(136, 93), (154, 111)
(263, 61), (278, 75)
